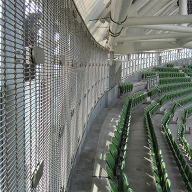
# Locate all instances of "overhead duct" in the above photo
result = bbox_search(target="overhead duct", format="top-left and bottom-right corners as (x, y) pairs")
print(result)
(108, 0), (133, 50)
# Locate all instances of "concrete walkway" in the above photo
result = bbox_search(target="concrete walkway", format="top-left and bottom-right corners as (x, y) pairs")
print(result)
(69, 94), (128, 192)
(152, 114), (187, 192)
(124, 103), (157, 192)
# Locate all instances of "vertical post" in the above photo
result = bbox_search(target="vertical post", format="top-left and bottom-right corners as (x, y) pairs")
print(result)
(127, 54), (131, 75)
(179, 0), (188, 26)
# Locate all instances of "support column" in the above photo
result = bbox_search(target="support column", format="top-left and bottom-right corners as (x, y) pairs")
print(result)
(179, 0), (188, 26)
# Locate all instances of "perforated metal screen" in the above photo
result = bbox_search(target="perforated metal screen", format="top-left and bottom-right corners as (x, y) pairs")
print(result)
(0, 0), (108, 191)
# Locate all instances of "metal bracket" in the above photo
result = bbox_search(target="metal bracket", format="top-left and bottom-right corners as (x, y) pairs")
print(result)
(71, 108), (74, 117)
(59, 55), (65, 65)
(31, 46), (44, 64)
(60, 186), (64, 192)
(59, 125), (65, 138)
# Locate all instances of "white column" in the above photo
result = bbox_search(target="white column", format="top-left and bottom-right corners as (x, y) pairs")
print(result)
(108, 0), (133, 49)
(179, 0), (188, 26)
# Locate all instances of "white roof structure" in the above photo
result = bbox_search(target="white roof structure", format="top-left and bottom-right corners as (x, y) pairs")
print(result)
(74, 0), (192, 54)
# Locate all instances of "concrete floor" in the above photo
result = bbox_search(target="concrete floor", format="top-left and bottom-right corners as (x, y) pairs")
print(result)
(69, 95), (128, 192)
(124, 104), (157, 192)
(68, 106), (111, 192)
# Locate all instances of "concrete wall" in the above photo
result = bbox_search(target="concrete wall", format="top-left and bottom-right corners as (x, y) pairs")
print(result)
(66, 85), (119, 191)
(109, 62), (122, 89)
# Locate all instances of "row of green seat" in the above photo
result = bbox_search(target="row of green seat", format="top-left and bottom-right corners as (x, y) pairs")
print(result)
(181, 105), (192, 124)
(183, 69), (189, 74)
(144, 102), (171, 192)
(178, 105), (192, 159)
(158, 82), (192, 93)
(106, 91), (146, 192)
(183, 68), (192, 74)
(142, 72), (156, 79)
(167, 63), (174, 68)
(119, 82), (133, 95)
(148, 87), (159, 97)
(158, 72), (185, 78)
(159, 87), (192, 105)
(170, 95), (192, 114)
(188, 65), (192, 69)
(148, 82), (192, 97)
(162, 112), (192, 191)
(150, 102), (160, 116)
(129, 91), (147, 108)
(162, 111), (172, 130)
(109, 172), (133, 192)
(159, 77), (191, 85)
(187, 72), (192, 77)
(178, 120), (185, 139)
(154, 67), (179, 72)
(106, 97), (133, 192)
(179, 128), (192, 160)
(142, 72), (184, 79)
(183, 65), (192, 71)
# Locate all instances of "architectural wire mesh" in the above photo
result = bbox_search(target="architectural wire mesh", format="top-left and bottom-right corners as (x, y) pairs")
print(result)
(0, 0), (108, 191)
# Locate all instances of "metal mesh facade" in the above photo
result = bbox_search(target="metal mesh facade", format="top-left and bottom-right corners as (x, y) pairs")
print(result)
(0, 0), (108, 191)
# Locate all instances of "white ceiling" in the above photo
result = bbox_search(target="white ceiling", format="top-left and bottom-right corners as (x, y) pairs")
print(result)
(74, 0), (192, 54)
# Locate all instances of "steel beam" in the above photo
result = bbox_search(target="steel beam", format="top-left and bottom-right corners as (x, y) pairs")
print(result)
(122, 15), (192, 26)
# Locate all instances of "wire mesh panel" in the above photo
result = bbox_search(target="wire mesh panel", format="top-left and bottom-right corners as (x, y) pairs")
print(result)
(0, 0), (108, 191)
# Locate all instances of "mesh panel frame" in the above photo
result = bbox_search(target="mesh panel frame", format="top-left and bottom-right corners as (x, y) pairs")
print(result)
(0, 0), (108, 191)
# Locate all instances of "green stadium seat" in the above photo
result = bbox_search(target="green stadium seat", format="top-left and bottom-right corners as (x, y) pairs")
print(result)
(165, 179), (171, 192)
(154, 171), (161, 184)
(106, 164), (115, 180)
(106, 152), (116, 173)
(156, 183), (163, 192)
(114, 131), (121, 141)
(109, 144), (118, 162)
(118, 171), (129, 191)
(126, 188), (134, 192)
(109, 179), (118, 192)
(112, 137), (121, 150)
